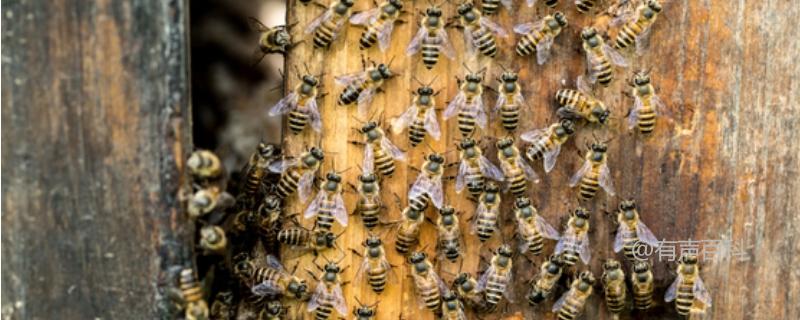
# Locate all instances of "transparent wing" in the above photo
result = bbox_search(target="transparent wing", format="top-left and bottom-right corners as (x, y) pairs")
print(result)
(554, 228), (574, 255)
(381, 137), (406, 161)
(463, 28), (477, 55)
(332, 285), (348, 315)
(480, 18), (508, 37)
(455, 161), (468, 193)
(357, 87), (377, 115)
(586, 51), (599, 83)
(613, 224), (632, 253)
(694, 277), (712, 305)
(444, 92), (466, 119)
(423, 108), (441, 140)
(519, 158), (540, 183)
(470, 203), (491, 234)
(476, 265), (496, 292)
(479, 156), (504, 181)
(599, 163), (616, 196)
(603, 43), (628, 67)
(298, 172), (315, 202)
(247, 17), (269, 32)
(520, 128), (548, 142)
(406, 27), (427, 56)
(513, 22), (537, 35)
(391, 105), (418, 135)
(268, 158), (297, 173)
(494, 93), (507, 112)
(527, 0), (537, 7)
(269, 93), (299, 116)
(628, 96), (644, 130)
(429, 177), (444, 208)
(332, 193), (348, 226)
(542, 144), (562, 173)
(307, 282), (326, 311)
(349, 8), (380, 25)
(252, 280), (284, 297)
(334, 71), (366, 86)
(438, 28), (456, 59)
(377, 22), (396, 52)
(265, 255), (286, 272)
(535, 215), (561, 240)
(664, 274), (683, 302)
(577, 75), (593, 94)
(304, 191), (325, 219)
(552, 290), (570, 312)
(578, 233), (591, 263)
(305, 10), (333, 34)
(652, 94), (669, 116)
(364, 143), (374, 173)
(536, 36), (555, 65)
(500, 0), (513, 10)
(569, 160), (592, 187)
(474, 100), (488, 129)
(634, 26), (653, 56)
(354, 257), (370, 285)
(636, 220), (660, 247)
(306, 98), (323, 133)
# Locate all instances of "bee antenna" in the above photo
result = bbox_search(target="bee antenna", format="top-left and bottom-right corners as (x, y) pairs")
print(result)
(338, 166), (353, 174)
(370, 300), (380, 308)
(427, 75), (438, 87)
(462, 62), (474, 74)
(387, 55), (396, 68)
(354, 296), (363, 306)
(293, 65), (302, 79)
(304, 62), (312, 75)
(425, 142), (436, 154)
(498, 63), (509, 72)
(351, 115), (365, 124)
(412, 76), (424, 86)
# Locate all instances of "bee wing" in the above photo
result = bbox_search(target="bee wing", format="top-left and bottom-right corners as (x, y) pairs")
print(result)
(610, 10), (635, 28)
(599, 162), (616, 196)
(269, 92), (299, 116)
(603, 43), (629, 67)
(305, 9), (334, 34)
(247, 17), (269, 31)
(429, 176), (444, 208)
(520, 127), (548, 143)
(526, 0), (537, 7)
(268, 158), (297, 173)
(423, 107), (441, 140)
(535, 215), (561, 240)
(354, 256), (370, 285)
(331, 285), (348, 315)
(554, 228), (574, 255)
(470, 203), (491, 234)
(512, 22), (537, 35)
(500, 0), (513, 10)
(463, 29), (477, 55)
(578, 232), (591, 264)
(518, 238), (531, 253)
(652, 94), (670, 117)
(636, 220), (660, 248)
(332, 193), (348, 226)
(381, 137), (407, 161)
(363, 143), (375, 173)
(476, 265), (496, 292)
(504, 274), (516, 302)
(306, 98), (323, 133)
(251, 280), (284, 297)
(519, 158), (540, 183)
(577, 75), (593, 94)
(406, 27), (428, 55)
(444, 92), (466, 119)
(307, 282), (326, 311)
(480, 17), (508, 37)
(334, 71), (366, 86)
(265, 255), (286, 272)
(357, 87), (377, 115)
(474, 100), (488, 129)
(494, 93), (507, 112)
(693, 276), (712, 306)
(542, 143), (562, 173)
(349, 8), (380, 25)
(585, 51), (600, 84)
(568, 159), (592, 187)
(455, 161), (468, 193)
(613, 223), (632, 253)
(634, 26), (653, 56)
(304, 191), (325, 219)
(552, 289), (571, 312)
(377, 22), (396, 52)
(298, 172), (315, 202)
(391, 105), (418, 135)
(536, 36), (555, 65)
(664, 273), (683, 302)
(628, 95), (644, 130)
(438, 28), (456, 59)
(479, 156), (504, 181)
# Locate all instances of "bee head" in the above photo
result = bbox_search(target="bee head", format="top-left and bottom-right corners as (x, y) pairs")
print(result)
(389, 0), (404, 10)
(581, 27), (599, 46)
(548, 254), (564, 268)
(341, 0), (355, 7)
(428, 153), (445, 164)
(453, 272), (468, 285)
(355, 305), (375, 317)
(680, 254), (698, 265)
(515, 196), (531, 209)
(559, 119), (576, 135)
(457, 2), (474, 15)
(263, 194), (281, 210)
(465, 72), (483, 83)
(310, 147), (325, 161)
(484, 182), (500, 193)
(553, 11), (568, 27)
(634, 71), (651, 86)
(646, 0), (663, 14)
(302, 75), (319, 87)
(442, 291), (458, 303)
(603, 259), (622, 271)
(365, 235), (382, 247)
(287, 279), (308, 298)
(439, 205), (455, 216)
(417, 86), (434, 96)
(496, 137), (514, 149)
(361, 121), (378, 133)
(579, 271), (596, 285)
(592, 106), (610, 124)
(359, 172), (377, 183)
(498, 244), (513, 257)
(233, 259), (254, 279)
(426, 6), (442, 17)
(619, 199), (637, 211)
(326, 171), (342, 183)
(377, 63), (392, 79)
(274, 29), (291, 46)
(574, 207), (590, 220)
(633, 260), (651, 274)
(266, 300), (283, 315)
(324, 262), (341, 274)
(258, 142), (278, 158)
(408, 251), (427, 264)
(323, 231), (337, 246)
(591, 142), (608, 153)
(200, 226), (221, 242)
(501, 71), (518, 82)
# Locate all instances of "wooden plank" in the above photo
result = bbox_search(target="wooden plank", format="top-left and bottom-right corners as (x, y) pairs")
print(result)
(1, 0), (193, 318)
(279, 0), (800, 319)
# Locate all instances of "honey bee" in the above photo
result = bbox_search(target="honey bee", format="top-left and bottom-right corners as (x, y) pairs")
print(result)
(336, 61), (394, 113)
(628, 70), (667, 134)
(187, 186), (234, 219)
(239, 142), (280, 201)
(395, 201), (427, 254)
(536, 0), (560, 7)
(440, 290), (467, 320)
(455, 137), (504, 199)
(408, 251), (447, 314)
(391, 83), (442, 147)
(574, 0), (598, 13)
(602, 259), (627, 316)
(665, 254), (712, 317)
(614, 199), (659, 260)
(258, 300), (285, 320)
(353, 171), (383, 229)
(478, 244), (515, 310)
(581, 27), (627, 87)
(268, 71), (322, 135)
(305, 171), (348, 231)
(277, 227), (339, 254)
(354, 235), (393, 293)
(522, 119), (576, 173)
(353, 298), (379, 319)
(350, 0), (405, 51)
(481, 0), (511, 16)
(555, 207), (591, 267)
(496, 137), (538, 196)
(552, 271), (596, 320)
(471, 182), (502, 242)
(250, 255), (308, 300)
(569, 142), (615, 201)
(452, 272), (489, 311)
(256, 195), (283, 251)
(494, 71), (525, 132)
(269, 147), (325, 202)
(209, 291), (234, 320)
(409, 153), (446, 210)
(514, 12), (568, 65)
(179, 268), (209, 320)
(305, 0), (356, 49)
(614, 0), (663, 54)
(187, 150), (223, 183)
(444, 69), (488, 138)
(406, 4), (455, 69)
(455, 2), (507, 58)
(631, 260), (655, 310)
(358, 121), (406, 178)
(514, 197), (560, 256)
(527, 254), (565, 305)
(307, 261), (349, 319)
(248, 18), (292, 66)
(198, 225), (227, 255)
(436, 206), (463, 262)
(555, 77), (611, 125)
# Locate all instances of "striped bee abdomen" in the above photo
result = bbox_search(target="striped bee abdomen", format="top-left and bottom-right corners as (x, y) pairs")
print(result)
(277, 228), (310, 246)
(574, 0), (596, 13)
(276, 170), (302, 199)
(421, 35), (442, 69)
(313, 20), (337, 48)
(638, 107), (657, 134)
(287, 110), (310, 134)
(474, 28), (498, 57)
(368, 268), (387, 293)
(578, 170), (600, 200)
(516, 31), (543, 56)
(409, 119), (427, 146)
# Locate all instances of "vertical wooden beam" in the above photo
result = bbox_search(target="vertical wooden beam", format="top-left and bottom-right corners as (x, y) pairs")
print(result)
(1, 0), (192, 318)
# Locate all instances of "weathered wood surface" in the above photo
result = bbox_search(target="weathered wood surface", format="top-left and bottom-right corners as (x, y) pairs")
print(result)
(1, 0), (193, 319)
(283, 0), (800, 319)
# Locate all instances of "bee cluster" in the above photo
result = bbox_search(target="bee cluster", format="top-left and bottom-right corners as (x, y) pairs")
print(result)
(175, 0), (713, 319)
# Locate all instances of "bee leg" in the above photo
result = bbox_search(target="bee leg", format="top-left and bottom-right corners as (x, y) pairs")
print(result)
(348, 140), (366, 146)
(311, 0), (327, 8)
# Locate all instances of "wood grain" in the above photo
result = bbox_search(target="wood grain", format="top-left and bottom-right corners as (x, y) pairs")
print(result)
(1, 0), (193, 319)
